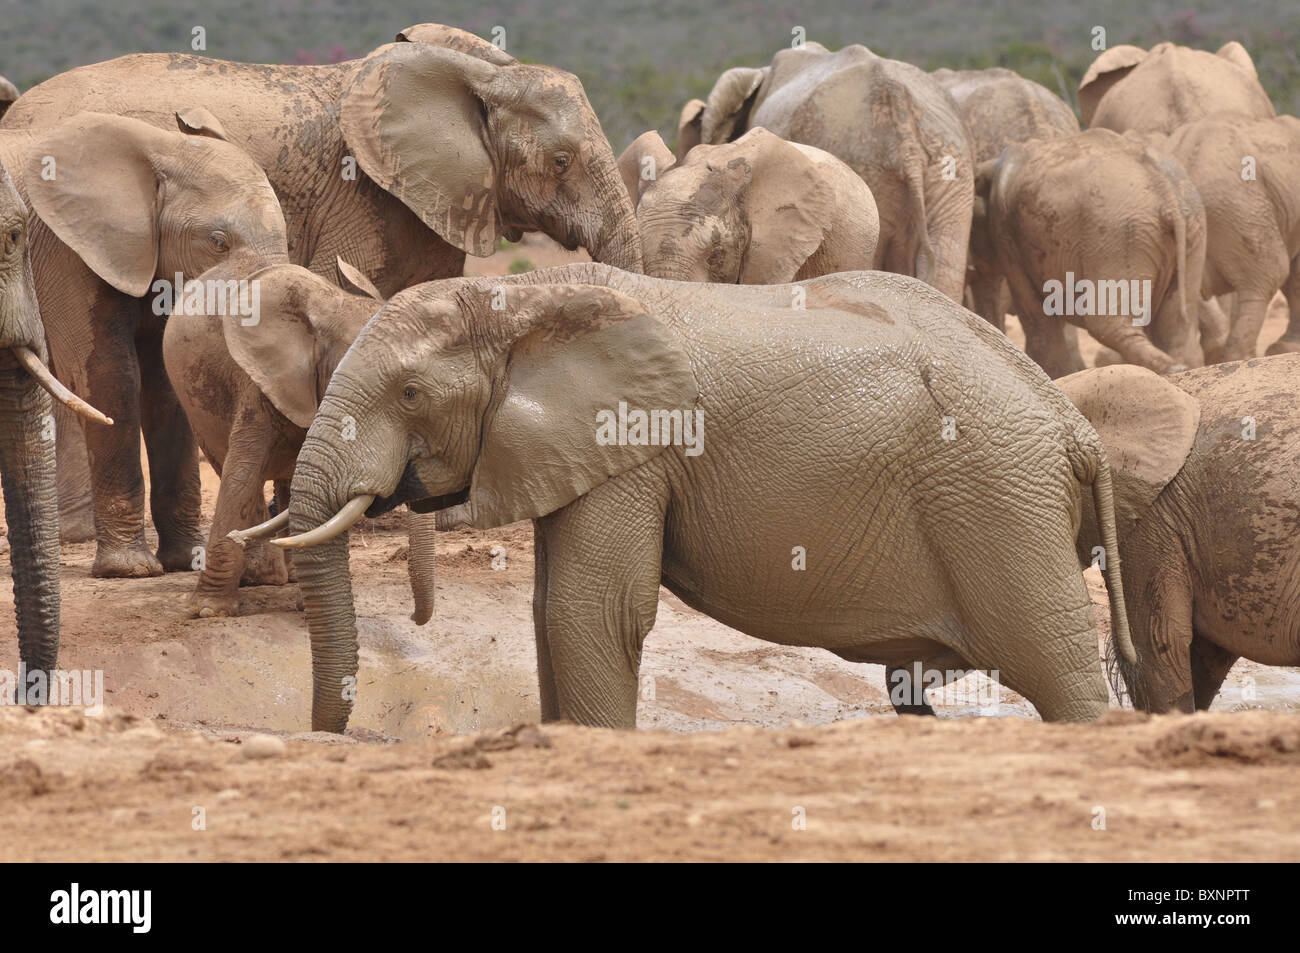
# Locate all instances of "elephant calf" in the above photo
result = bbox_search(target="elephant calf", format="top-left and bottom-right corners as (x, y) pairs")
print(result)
(1060, 356), (1300, 712)
(273, 262), (1135, 733)
(162, 260), (436, 619)
(617, 126), (879, 283)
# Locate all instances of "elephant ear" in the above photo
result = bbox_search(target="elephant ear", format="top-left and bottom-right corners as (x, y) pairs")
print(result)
(466, 283), (698, 528)
(1056, 365), (1199, 529)
(396, 23), (517, 65)
(677, 98), (705, 155)
(1078, 44), (1147, 125)
(0, 75), (19, 119)
(734, 130), (833, 283)
(1215, 41), (1259, 80)
(340, 43), (503, 257)
(701, 67), (767, 144)
(617, 131), (676, 206)
(335, 256), (385, 301)
(25, 113), (165, 297)
(222, 264), (341, 429)
(175, 107), (230, 141)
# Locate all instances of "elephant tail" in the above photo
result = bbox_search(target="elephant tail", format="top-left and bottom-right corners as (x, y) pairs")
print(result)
(1089, 456), (1137, 666)
(1168, 199), (1189, 330)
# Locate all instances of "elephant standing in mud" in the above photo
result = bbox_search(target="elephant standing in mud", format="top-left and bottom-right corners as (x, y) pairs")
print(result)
(0, 111), (289, 578)
(681, 42), (973, 301)
(617, 127), (879, 283)
(980, 128), (1207, 378)
(0, 161), (112, 676)
(162, 260), (437, 621)
(272, 263), (1134, 733)
(1059, 357), (1300, 713)
(4, 22), (643, 570)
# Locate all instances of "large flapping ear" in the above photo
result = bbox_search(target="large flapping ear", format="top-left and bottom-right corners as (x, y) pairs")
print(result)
(700, 66), (767, 144)
(1215, 41), (1259, 80)
(677, 98), (705, 155)
(25, 113), (166, 296)
(396, 23), (517, 65)
(340, 43), (503, 257)
(175, 107), (230, 141)
(732, 129), (833, 283)
(617, 130), (676, 206)
(222, 264), (345, 428)
(335, 256), (385, 301)
(1078, 44), (1146, 125)
(463, 283), (697, 528)
(1056, 364), (1199, 528)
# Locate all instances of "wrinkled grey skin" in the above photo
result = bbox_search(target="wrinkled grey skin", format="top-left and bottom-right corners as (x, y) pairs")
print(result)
(685, 42), (973, 301)
(281, 263), (1133, 733)
(931, 67), (1079, 333)
(0, 163), (59, 677)
(1060, 357), (1300, 713)
(981, 128), (1206, 379)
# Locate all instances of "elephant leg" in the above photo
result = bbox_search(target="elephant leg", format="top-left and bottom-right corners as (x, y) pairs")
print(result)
(531, 524), (561, 722)
(52, 402), (95, 542)
(968, 270), (1007, 333)
(1198, 297), (1231, 365)
(1189, 632), (1238, 711)
(274, 479), (296, 583)
(1221, 289), (1273, 362)
(81, 298), (160, 578)
(1080, 312), (1183, 376)
(137, 324), (204, 571)
(532, 471), (667, 728)
(1021, 314), (1085, 379)
(885, 665), (936, 716)
(1266, 255), (1300, 355)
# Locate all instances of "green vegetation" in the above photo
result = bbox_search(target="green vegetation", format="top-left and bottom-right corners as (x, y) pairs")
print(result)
(2, 1), (1298, 150)
(508, 258), (535, 274)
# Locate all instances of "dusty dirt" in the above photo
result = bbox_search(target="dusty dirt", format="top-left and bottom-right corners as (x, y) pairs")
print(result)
(1, 245), (1297, 861)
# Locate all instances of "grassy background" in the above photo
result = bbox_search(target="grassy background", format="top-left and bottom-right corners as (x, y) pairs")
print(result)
(1, 0), (1297, 150)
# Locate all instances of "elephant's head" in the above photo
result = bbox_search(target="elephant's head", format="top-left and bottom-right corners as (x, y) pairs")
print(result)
(25, 111), (289, 299)
(339, 28), (642, 271)
(275, 279), (697, 730)
(1056, 364), (1201, 711)
(631, 127), (839, 284)
(692, 66), (769, 145)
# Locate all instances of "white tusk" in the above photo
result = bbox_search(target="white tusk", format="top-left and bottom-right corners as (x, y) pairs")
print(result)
(13, 347), (114, 426)
(271, 495), (375, 549)
(226, 508), (291, 547)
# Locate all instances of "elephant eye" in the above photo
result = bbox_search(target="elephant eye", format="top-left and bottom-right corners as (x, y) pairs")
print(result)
(552, 152), (571, 176)
(403, 385), (418, 402)
(208, 230), (230, 253)
(4, 229), (19, 256)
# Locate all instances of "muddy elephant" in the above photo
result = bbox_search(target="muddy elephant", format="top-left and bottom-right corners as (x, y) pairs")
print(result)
(0, 160), (113, 677)
(682, 42), (973, 300)
(980, 128), (1206, 378)
(1151, 115), (1300, 361)
(1059, 356), (1300, 713)
(1078, 41), (1274, 134)
(0, 111), (289, 578)
(931, 67), (1080, 334)
(271, 262), (1133, 733)
(162, 259), (437, 620)
(4, 23), (643, 562)
(617, 127), (878, 283)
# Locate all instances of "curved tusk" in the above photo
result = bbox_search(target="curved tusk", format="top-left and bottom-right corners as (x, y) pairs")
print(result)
(271, 495), (375, 550)
(13, 347), (114, 426)
(226, 508), (291, 547)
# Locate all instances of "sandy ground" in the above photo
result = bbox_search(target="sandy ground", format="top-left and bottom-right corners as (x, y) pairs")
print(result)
(0, 242), (1297, 861)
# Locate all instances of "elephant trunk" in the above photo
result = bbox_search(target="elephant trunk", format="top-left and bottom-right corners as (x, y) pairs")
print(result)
(0, 351), (60, 674)
(406, 508), (437, 625)
(585, 151), (644, 274)
(284, 439), (361, 732)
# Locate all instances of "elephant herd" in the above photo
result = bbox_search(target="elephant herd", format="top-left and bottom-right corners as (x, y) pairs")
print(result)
(0, 24), (1297, 734)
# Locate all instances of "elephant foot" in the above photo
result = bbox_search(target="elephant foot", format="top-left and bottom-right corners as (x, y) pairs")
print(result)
(1091, 347), (1123, 367)
(58, 506), (97, 544)
(1265, 337), (1300, 356)
(240, 551), (289, 587)
(92, 542), (164, 578)
(157, 535), (206, 573)
(187, 590), (239, 619)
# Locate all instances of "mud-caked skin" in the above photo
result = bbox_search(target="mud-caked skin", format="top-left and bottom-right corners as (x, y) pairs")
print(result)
(1060, 356), (1300, 713)
(682, 42), (972, 302)
(930, 67), (1079, 336)
(980, 128), (1208, 379)
(620, 127), (879, 284)
(0, 112), (289, 579)
(278, 262), (1136, 733)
